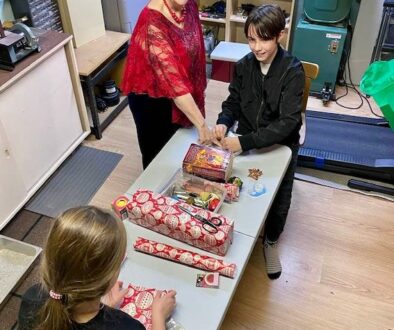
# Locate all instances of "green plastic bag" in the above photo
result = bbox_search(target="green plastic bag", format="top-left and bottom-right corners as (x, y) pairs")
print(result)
(360, 59), (394, 130)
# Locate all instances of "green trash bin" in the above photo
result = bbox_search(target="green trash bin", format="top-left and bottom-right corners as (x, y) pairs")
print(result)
(360, 59), (394, 131)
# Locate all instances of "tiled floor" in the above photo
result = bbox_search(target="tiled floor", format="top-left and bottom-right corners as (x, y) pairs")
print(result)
(0, 210), (52, 330)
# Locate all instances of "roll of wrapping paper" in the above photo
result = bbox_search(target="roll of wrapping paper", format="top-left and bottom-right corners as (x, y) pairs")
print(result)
(134, 237), (236, 278)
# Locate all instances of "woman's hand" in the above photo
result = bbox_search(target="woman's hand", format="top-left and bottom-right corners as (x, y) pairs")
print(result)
(101, 280), (128, 309)
(197, 123), (213, 145)
(152, 290), (177, 330)
(212, 124), (227, 147)
(173, 94), (212, 145)
(222, 136), (242, 153)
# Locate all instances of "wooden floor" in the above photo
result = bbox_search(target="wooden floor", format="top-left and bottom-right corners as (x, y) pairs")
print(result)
(85, 80), (393, 330)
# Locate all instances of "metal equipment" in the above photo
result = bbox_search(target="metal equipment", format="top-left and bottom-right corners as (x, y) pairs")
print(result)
(292, 0), (353, 103)
(0, 21), (41, 71)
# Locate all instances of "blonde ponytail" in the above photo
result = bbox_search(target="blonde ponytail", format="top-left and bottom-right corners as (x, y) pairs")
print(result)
(36, 206), (127, 330)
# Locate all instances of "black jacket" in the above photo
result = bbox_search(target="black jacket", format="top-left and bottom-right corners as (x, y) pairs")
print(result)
(217, 46), (305, 151)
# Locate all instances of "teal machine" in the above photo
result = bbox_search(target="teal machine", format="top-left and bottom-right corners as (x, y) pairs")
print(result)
(292, 0), (353, 103)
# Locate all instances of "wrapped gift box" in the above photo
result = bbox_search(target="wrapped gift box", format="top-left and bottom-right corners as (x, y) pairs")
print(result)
(113, 190), (234, 256)
(120, 284), (160, 330)
(182, 143), (233, 182)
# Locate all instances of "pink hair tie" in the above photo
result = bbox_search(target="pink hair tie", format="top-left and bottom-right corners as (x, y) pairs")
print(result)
(49, 290), (63, 300)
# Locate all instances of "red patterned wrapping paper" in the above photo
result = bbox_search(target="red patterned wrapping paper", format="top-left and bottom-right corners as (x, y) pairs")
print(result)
(127, 189), (234, 256)
(120, 284), (161, 330)
(221, 183), (239, 202)
(134, 237), (236, 278)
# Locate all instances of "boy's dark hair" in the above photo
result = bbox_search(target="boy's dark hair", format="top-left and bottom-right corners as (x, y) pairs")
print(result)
(244, 4), (286, 40)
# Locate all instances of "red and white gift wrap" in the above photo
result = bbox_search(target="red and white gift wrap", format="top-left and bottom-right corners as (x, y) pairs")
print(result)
(120, 284), (160, 330)
(221, 183), (240, 202)
(126, 189), (234, 256)
(134, 237), (236, 278)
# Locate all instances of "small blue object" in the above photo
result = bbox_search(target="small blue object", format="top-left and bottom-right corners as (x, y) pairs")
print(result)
(247, 182), (266, 197)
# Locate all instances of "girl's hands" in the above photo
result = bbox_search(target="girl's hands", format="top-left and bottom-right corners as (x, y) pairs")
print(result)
(101, 280), (128, 309)
(152, 290), (177, 329)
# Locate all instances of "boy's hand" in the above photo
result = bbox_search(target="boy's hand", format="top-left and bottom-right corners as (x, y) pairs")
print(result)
(212, 124), (227, 147)
(152, 290), (177, 327)
(101, 280), (128, 308)
(222, 137), (242, 153)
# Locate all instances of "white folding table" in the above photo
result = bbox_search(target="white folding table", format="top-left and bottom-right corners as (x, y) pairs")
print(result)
(119, 127), (291, 329)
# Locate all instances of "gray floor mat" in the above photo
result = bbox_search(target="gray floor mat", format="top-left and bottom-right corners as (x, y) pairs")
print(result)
(25, 146), (122, 218)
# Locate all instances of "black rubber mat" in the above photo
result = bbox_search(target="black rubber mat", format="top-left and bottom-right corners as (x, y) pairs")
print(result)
(298, 111), (394, 182)
(24, 146), (122, 218)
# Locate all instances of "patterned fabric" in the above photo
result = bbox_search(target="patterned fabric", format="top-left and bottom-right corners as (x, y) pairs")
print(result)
(122, 0), (206, 127)
(134, 237), (237, 278)
(221, 183), (239, 202)
(127, 189), (234, 256)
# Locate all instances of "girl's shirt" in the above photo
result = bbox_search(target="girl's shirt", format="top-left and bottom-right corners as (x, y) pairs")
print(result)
(18, 284), (145, 330)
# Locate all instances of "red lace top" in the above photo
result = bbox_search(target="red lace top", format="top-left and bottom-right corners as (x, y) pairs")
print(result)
(122, 0), (207, 126)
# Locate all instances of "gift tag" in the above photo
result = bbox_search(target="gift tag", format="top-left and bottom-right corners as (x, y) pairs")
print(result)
(196, 272), (220, 288)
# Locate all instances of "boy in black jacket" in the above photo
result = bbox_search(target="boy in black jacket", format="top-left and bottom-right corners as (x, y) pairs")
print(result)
(213, 4), (305, 279)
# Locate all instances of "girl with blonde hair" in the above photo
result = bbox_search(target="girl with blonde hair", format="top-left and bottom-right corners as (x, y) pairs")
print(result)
(18, 206), (176, 330)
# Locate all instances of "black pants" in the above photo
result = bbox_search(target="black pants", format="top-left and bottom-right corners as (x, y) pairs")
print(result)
(128, 93), (180, 169)
(264, 144), (299, 242)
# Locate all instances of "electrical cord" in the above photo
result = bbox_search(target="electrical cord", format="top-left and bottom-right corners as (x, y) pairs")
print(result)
(335, 24), (385, 118)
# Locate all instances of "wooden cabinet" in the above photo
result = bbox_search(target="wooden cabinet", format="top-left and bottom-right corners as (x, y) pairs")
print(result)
(0, 31), (90, 229)
(0, 121), (27, 226)
(197, 0), (295, 49)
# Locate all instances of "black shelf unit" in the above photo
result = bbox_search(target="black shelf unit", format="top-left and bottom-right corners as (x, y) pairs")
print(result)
(371, 0), (394, 62)
(79, 42), (129, 139)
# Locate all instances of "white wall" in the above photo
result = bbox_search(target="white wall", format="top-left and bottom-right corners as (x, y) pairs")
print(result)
(101, 0), (147, 33)
(349, 0), (384, 84)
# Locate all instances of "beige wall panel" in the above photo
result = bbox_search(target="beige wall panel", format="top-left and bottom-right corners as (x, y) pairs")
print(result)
(59, 0), (106, 48)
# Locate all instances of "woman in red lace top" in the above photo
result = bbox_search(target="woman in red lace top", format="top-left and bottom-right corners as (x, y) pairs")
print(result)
(122, 0), (210, 169)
